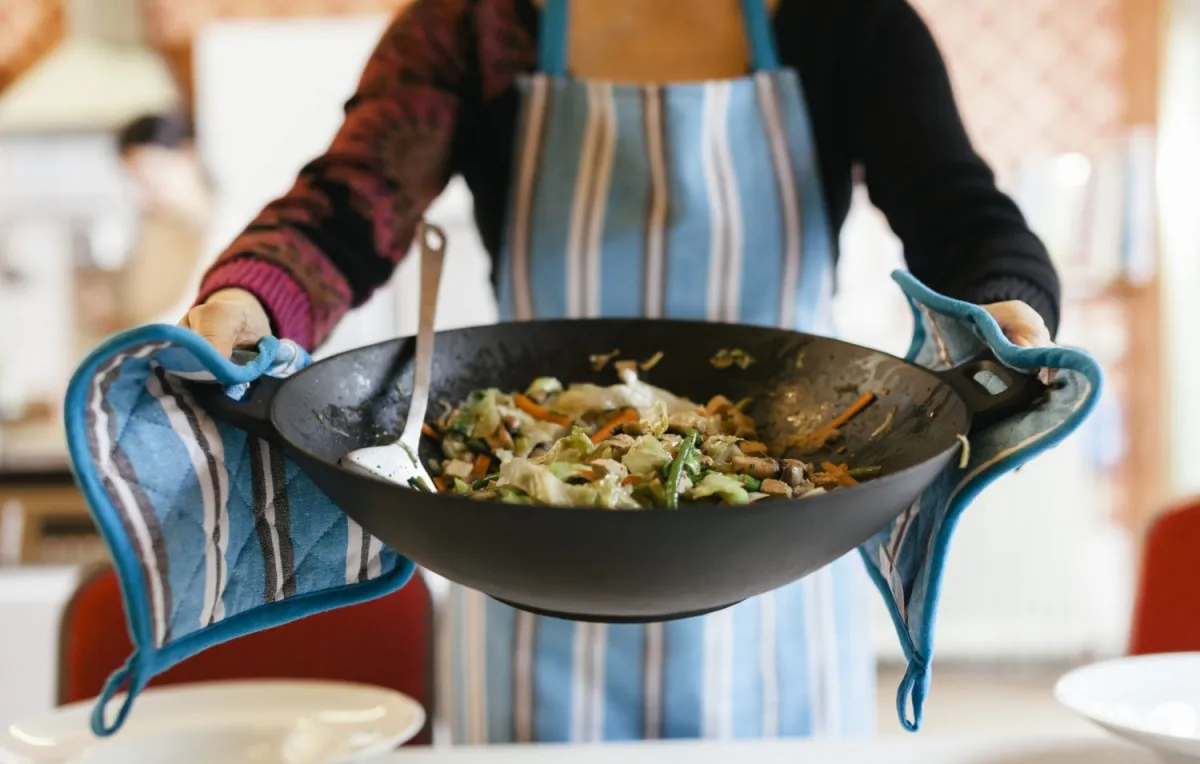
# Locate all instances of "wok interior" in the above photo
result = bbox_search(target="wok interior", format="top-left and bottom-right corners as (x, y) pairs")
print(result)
(277, 319), (969, 485)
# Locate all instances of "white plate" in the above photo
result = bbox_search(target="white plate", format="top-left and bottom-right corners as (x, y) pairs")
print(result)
(1056, 653), (1200, 762)
(0, 680), (425, 764)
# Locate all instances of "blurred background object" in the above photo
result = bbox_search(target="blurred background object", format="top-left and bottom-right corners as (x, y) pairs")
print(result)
(0, 0), (1190, 744)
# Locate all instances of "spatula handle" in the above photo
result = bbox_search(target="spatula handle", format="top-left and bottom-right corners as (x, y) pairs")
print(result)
(401, 221), (447, 448)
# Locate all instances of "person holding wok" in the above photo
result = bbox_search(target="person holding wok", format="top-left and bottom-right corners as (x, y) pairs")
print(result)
(180, 0), (1058, 742)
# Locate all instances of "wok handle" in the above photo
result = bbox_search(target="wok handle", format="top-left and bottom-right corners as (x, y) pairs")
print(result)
(185, 375), (285, 444)
(934, 349), (1046, 433)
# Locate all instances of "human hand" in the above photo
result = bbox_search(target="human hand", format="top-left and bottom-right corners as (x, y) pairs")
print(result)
(980, 301), (1053, 349)
(980, 300), (1055, 384)
(179, 288), (271, 358)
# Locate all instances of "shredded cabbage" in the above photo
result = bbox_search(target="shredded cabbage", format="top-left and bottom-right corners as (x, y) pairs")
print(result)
(499, 458), (638, 509)
(536, 428), (595, 465)
(468, 389), (504, 438)
(525, 377), (564, 400)
(622, 436), (673, 476)
(690, 472), (750, 504)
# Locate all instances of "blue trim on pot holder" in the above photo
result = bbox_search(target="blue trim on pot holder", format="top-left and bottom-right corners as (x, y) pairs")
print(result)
(859, 271), (1103, 731)
(63, 324), (415, 736)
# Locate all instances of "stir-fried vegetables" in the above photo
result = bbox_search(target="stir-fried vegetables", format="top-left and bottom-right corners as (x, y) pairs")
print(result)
(421, 365), (882, 508)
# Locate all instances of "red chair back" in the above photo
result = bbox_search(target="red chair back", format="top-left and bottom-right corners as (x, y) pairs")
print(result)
(1130, 500), (1200, 656)
(59, 566), (434, 745)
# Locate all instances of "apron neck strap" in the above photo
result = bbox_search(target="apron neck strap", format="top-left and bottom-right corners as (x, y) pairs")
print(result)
(538, 0), (782, 77)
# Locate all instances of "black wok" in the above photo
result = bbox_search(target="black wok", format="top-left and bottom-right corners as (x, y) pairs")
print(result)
(190, 319), (1043, 622)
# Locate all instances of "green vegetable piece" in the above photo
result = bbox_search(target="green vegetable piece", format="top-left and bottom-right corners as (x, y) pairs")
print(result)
(407, 476), (433, 493)
(632, 479), (667, 508)
(449, 410), (476, 436)
(471, 474), (499, 491)
(664, 429), (700, 509)
(738, 474), (762, 492)
(467, 438), (490, 454)
(848, 466), (882, 479)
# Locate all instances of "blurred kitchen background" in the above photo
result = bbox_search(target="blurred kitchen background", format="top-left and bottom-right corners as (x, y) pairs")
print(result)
(0, 0), (1192, 740)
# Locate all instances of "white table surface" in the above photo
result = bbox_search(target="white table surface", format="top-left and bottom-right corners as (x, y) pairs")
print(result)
(376, 735), (1155, 764)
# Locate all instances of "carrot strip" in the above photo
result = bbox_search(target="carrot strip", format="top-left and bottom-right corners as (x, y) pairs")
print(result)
(591, 409), (638, 443)
(422, 423), (441, 440)
(820, 461), (858, 487)
(433, 477), (449, 493)
(577, 469), (598, 481)
(621, 475), (641, 486)
(470, 454), (491, 479)
(513, 394), (572, 427)
(827, 392), (876, 431)
(794, 392), (877, 450)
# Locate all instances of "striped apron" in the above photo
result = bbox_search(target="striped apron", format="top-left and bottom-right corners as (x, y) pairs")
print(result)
(437, 0), (875, 743)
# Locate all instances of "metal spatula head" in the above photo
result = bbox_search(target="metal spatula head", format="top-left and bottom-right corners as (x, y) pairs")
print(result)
(340, 221), (446, 491)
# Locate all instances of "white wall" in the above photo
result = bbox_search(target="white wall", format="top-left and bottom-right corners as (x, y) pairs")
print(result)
(1158, 0), (1200, 501)
(0, 132), (135, 408)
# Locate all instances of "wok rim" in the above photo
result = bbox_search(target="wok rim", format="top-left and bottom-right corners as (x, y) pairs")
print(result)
(271, 317), (969, 517)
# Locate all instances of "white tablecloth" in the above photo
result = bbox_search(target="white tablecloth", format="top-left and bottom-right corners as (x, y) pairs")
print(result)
(376, 736), (1154, 764)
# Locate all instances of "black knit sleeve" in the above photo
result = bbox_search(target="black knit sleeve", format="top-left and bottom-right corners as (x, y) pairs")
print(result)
(846, 0), (1062, 334)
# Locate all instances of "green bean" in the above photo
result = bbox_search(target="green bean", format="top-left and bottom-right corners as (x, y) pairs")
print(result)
(665, 429), (700, 509)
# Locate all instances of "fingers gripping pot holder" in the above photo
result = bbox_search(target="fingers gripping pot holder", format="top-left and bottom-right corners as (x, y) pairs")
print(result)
(64, 274), (1101, 736)
(64, 327), (414, 736)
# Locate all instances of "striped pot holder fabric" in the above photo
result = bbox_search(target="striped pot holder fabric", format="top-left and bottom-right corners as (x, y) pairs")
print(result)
(65, 327), (414, 736)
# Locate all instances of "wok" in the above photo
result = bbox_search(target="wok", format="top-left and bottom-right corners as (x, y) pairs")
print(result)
(189, 319), (1043, 622)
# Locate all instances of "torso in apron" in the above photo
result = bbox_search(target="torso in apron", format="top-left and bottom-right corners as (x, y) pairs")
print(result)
(436, 0), (873, 743)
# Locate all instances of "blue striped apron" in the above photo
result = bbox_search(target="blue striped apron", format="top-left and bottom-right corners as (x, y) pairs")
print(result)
(437, 0), (875, 743)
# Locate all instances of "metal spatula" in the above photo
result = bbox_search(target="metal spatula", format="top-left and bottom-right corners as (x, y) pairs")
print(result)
(341, 221), (446, 490)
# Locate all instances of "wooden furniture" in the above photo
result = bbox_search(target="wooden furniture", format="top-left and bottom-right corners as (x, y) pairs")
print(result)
(0, 471), (95, 565)
(58, 565), (436, 745)
(0, 405), (95, 565)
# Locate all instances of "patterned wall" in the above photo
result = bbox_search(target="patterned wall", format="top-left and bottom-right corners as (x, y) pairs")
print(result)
(0, 0), (66, 95)
(912, 0), (1126, 170)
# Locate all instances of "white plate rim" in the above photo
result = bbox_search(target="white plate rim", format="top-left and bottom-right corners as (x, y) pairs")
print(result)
(1055, 652), (1200, 745)
(0, 678), (426, 764)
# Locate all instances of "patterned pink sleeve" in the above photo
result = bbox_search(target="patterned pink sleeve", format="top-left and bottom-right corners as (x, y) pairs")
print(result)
(197, 0), (489, 350)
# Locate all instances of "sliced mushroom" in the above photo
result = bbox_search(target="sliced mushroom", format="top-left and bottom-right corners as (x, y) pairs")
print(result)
(760, 478), (793, 497)
(780, 459), (812, 489)
(590, 459), (628, 480)
(598, 433), (636, 458)
(668, 411), (710, 435)
(731, 454), (780, 479)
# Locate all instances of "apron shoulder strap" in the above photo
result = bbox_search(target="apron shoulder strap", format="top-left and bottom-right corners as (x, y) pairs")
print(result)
(536, 0), (782, 77)
(539, 0), (571, 77)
